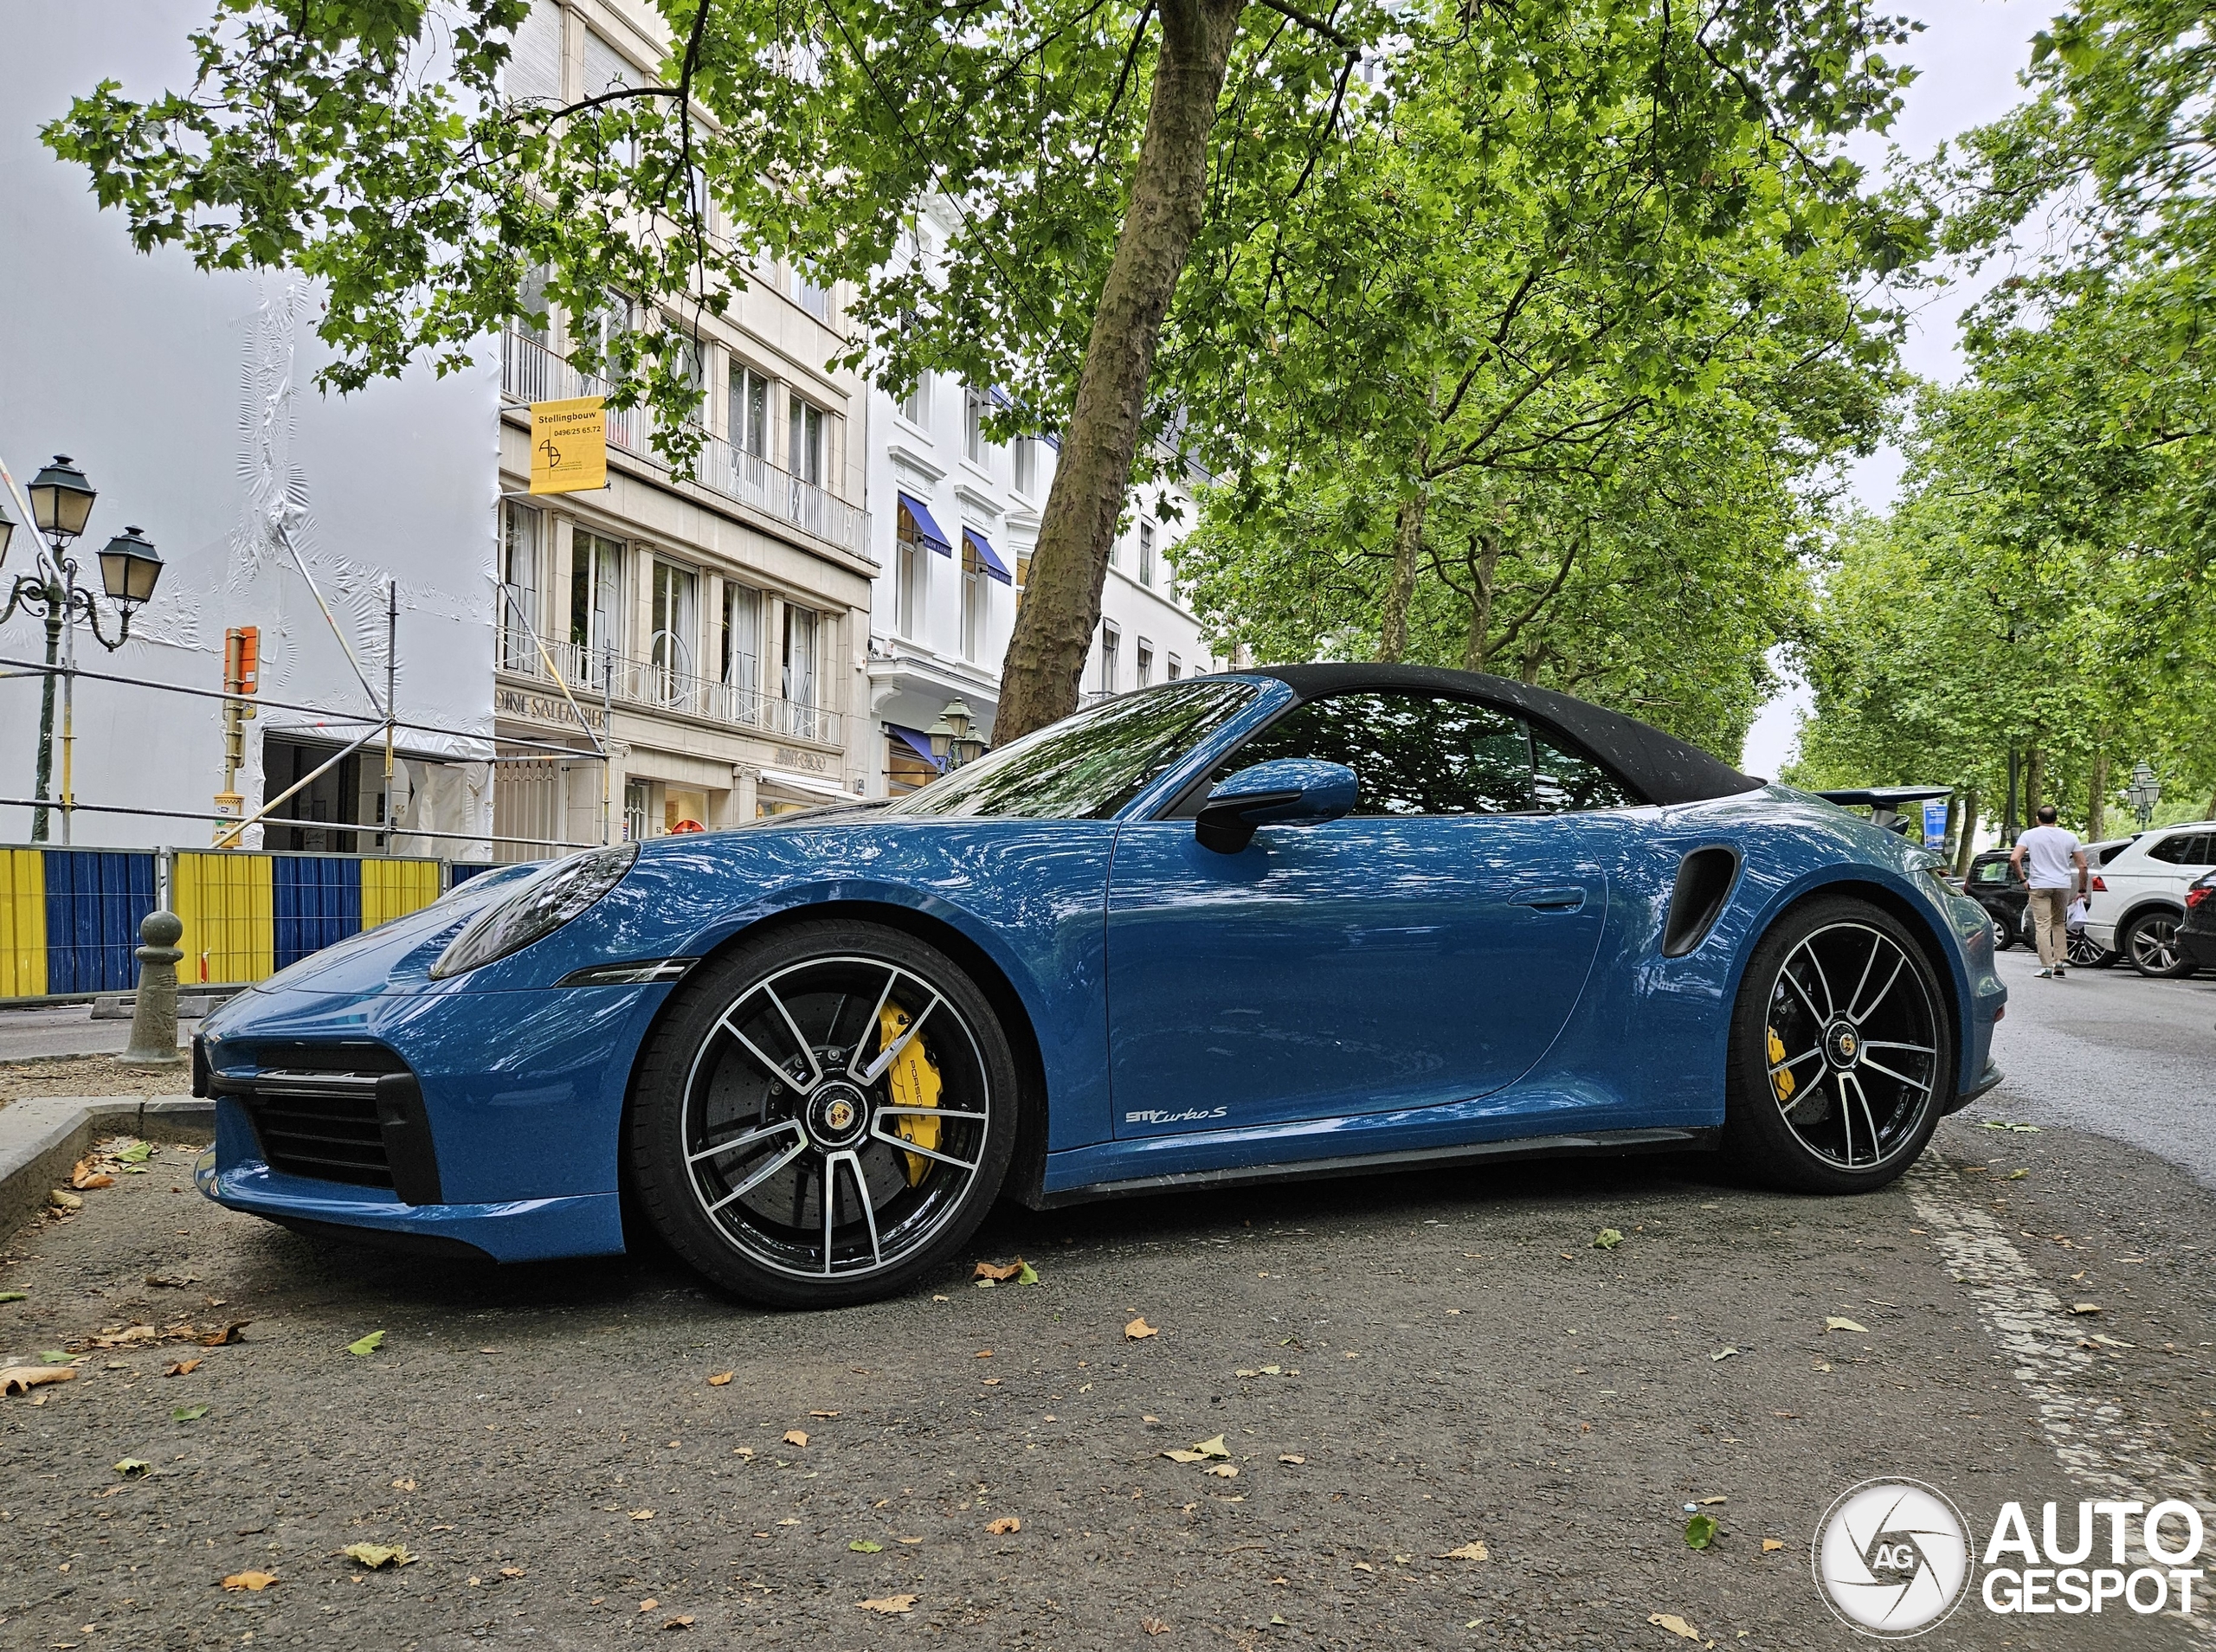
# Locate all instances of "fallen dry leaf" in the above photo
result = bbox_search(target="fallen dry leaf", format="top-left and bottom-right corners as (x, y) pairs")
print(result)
(1441, 1540), (1489, 1561)
(1762, 1540), (1786, 1552)
(145, 1273), (197, 1289)
(1279, 1454), (1305, 1465)
(809, 1410), (840, 1418)
(706, 1372), (733, 1386)
(1823, 1317), (1868, 1335)
(48, 1188), (84, 1212)
(342, 1543), (416, 1569)
(1124, 1317), (1158, 1340)
(391, 1477), (418, 1491)
(981, 1377), (1003, 1386)
(661, 1617), (694, 1630)
(0, 1366), (76, 1397)
(1697, 1495), (1727, 1507)
(71, 1164), (115, 1192)
(782, 1430), (809, 1449)
(1142, 1618), (1170, 1636)
(222, 1572), (279, 1592)
(203, 1321), (250, 1347)
(639, 1597), (659, 1612)
(629, 1509), (654, 1521)
(500, 1567), (525, 1578)
(975, 1260), (1022, 1282)
(1203, 1463), (1240, 1479)
(164, 1359), (202, 1378)
(857, 1594), (918, 1615)
(2070, 1302), (2102, 1315)
(1649, 1612), (1699, 1640)
(986, 1516), (1021, 1535)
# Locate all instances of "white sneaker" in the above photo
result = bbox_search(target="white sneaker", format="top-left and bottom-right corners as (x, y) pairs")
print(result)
(2035, 967), (2053, 979)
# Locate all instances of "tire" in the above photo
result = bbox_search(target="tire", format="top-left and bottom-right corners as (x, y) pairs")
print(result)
(626, 920), (1021, 1308)
(2065, 931), (2116, 970)
(1990, 915), (2014, 952)
(2120, 909), (2195, 979)
(1722, 897), (1955, 1194)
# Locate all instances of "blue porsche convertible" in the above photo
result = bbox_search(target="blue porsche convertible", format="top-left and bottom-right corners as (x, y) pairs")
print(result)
(194, 665), (2005, 1306)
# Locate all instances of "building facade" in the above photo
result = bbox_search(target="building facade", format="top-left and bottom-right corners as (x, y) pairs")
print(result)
(863, 208), (1223, 796)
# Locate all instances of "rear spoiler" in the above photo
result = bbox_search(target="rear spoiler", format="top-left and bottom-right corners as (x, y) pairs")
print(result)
(1814, 786), (1952, 837)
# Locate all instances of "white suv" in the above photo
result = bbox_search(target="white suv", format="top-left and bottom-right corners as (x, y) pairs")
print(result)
(2084, 822), (2216, 977)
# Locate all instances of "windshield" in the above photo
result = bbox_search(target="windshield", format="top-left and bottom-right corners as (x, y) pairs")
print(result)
(884, 680), (1262, 820)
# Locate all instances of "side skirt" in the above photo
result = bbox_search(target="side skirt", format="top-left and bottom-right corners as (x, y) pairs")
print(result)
(1028, 1126), (1718, 1211)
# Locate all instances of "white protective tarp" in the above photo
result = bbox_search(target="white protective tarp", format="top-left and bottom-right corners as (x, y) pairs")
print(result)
(0, 1), (500, 856)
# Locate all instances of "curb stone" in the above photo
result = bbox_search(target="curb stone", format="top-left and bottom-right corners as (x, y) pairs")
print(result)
(0, 1094), (213, 1243)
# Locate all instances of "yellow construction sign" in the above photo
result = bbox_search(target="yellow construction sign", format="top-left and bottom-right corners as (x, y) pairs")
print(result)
(528, 396), (608, 494)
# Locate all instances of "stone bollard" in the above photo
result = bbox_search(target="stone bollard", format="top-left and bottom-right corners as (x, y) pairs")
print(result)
(119, 910), (188, 1068)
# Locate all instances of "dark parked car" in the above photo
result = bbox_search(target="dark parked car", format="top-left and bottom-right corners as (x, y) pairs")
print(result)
(2181, 870), (2216, 973)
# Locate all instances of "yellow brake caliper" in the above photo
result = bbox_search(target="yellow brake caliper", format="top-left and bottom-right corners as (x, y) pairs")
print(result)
(1767, 1026), (1796, 1103)
(879, 1004), (943, 1186)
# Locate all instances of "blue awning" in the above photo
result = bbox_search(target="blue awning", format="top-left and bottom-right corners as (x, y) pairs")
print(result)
(886, 723), (944, 771)
(964, 527), (1014, 586)
(898, 491), (951, 556)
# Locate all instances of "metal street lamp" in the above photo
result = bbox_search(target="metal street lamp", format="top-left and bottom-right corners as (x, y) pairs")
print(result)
(2, 455), (164, 842)
(926, 697), (987, 771)
(0, 496), (15, 565)
(2127, 759), (2161, 831)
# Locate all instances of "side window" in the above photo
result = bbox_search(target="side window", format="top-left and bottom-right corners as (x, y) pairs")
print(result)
(1974, 859), (2008, 884)
(2148, 833), (2193, 865)
(1215, 691), (1536, 815)
(1530, 729), (1643, 812)
(2180, 832), (2216, 867)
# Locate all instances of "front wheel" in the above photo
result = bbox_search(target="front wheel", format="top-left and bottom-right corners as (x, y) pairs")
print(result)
(2121, 909), (2195, 979)
(626, 921), (1020, 1308)
(1990, 915), (2015, 952)
(1722, 897), (1955, 1194)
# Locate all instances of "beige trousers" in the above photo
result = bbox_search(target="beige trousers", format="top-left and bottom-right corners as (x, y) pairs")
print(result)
(2028, 888), (2071, 969)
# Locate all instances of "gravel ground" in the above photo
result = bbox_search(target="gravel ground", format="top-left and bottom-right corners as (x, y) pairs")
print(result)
(2, 1116), (2208, 1651)
(0, 1056), (194, 1107)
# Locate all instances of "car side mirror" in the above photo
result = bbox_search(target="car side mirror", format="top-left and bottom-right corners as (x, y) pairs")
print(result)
(1195, 759), (1358, 854)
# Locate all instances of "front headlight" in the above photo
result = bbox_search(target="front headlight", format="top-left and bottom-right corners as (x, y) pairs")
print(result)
(428, 843), (639, 980)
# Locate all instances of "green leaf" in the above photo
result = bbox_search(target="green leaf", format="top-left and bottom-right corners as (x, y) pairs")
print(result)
(1592, 1229), (1622, 1250)
(347, 1330), (387, 1357)
(172, 1405), (209, 1422)
(37, 1350), (71, 1365)
(1685, 1514), (1717, 1550)
(117, 1141), (152, 1163)
(1015, 1261), (1039, 1285)
(849, 1540), (883, 1552)
(0, 1291), (27, 1303)
(113, 1458), (152, 1477)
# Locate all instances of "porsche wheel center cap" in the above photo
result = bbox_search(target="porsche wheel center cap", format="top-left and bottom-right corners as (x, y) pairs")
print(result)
(808, 1083), (870, 1147)
(1824, 1022), (1862, 1069)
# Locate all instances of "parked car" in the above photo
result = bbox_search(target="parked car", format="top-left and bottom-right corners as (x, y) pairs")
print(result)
(2083, 823), (2216, 977)
(2178, 870), (2216, 974)
(1967, 839), (2135, 965)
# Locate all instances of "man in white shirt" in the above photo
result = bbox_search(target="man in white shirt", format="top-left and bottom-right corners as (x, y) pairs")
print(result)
(2010, 804), (2090, 978)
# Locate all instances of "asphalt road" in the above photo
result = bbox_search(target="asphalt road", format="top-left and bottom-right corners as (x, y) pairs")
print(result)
(0, 1006), (202, 1065)
(0, 967), (2212, 1650)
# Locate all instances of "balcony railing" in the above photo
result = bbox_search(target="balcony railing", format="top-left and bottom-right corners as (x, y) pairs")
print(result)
(500, 329), (873, 561)
(500, 633), (842, 748)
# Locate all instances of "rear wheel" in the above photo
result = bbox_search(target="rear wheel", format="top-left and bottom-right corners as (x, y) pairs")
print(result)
(1723, 897), (1955, 1193)
(2121, 909), (2194, 979)
(1989, 915), (2015, 952)
(626, 921), (1019, 1308)
(2065, 931), (2116, 970)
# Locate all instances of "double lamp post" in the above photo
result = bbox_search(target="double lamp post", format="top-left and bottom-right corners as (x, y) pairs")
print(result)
(0, 455), (165, 842)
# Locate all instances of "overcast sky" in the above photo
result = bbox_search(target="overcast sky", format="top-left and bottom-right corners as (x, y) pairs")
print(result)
(1738, 0), (2056, 778)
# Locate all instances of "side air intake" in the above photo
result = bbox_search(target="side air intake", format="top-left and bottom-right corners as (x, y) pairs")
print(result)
(1662, 847), (1739, 958)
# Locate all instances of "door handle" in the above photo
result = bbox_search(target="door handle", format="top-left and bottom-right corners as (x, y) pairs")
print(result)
(1514, 886), (1587, 913)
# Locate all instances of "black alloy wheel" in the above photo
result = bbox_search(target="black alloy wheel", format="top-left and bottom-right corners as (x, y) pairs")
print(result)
(627, 921), (1020, 1307)
(1723, 897), (1955, 1193)
(2065, 931), (2116, 970)
(2121, 909), (2196, 979)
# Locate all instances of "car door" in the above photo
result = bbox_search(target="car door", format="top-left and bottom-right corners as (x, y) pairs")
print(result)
(1104, 689), (1624, 1137)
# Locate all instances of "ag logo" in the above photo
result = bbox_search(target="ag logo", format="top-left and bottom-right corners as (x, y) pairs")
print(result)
(1813, 1480), (1972, 1637)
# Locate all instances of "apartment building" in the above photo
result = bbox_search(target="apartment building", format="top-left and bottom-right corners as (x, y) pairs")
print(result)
(865, 207), (1222, 795)
(489, 0), (876, 854)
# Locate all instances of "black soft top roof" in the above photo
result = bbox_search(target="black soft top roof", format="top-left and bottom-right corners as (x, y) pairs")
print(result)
(1227, 663), (1762, 807)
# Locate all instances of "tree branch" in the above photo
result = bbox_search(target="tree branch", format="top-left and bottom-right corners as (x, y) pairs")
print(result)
(1253, 0), (1354, 51)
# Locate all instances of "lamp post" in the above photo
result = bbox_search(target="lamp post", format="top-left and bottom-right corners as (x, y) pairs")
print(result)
(926, 698), (988, 772)
(2127, 759), (2161, 831)
(2, 455), (164, 842)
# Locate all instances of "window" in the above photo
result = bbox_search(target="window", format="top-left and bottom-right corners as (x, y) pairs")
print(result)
(900, 370), (931, 428)
(721, 583), (762, 704)
(1139, 520), (1156, 587)
(783, 604), (819, 707)
(583, 32), (637, 164)
(576, 293), (633, 378)
(1212, 691), (1642, 816)
(623, 781), (648, 843)
(1136, 639), (1154, 688)
(1098, 621), (1120, 695)
(516, 264), (551, 346)
(883, 681), (1261, 820)
(1973, 858), (2012, 884)
(895, 504), (929, 639)
(2149, 832), (2215, 866)
(1013, 435), (1039, 497)
(1167, 652), (1182, 681)
(789, 395), (825, 485)
(505, 0), (563, 102)
(791, 263), (832, 321)
(569, 530), (624, 678)
(964, 385), (987, 466)
(961, 535), (986, 661)
(649, 561), (697, 700)
(728, 364), (770, 457)
(499, 503), (539, 672)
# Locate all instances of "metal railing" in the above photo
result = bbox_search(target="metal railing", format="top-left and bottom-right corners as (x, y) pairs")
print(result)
(500, 330), (872, 560)
(503, 634), (841, 747)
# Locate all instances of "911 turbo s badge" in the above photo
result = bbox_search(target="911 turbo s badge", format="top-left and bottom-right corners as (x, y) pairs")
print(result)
(1125, 1106), (1232, 1125)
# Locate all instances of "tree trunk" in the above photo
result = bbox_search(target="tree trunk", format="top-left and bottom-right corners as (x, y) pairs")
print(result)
(1375, 482), (1429, 664)
(2025, 745), (2044, 819)
(2086, 744), (2109, 842)
(1953, 787), (1980, 877)
(1461, 530), (1502, 674)
(993, 0), (1247, 742)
